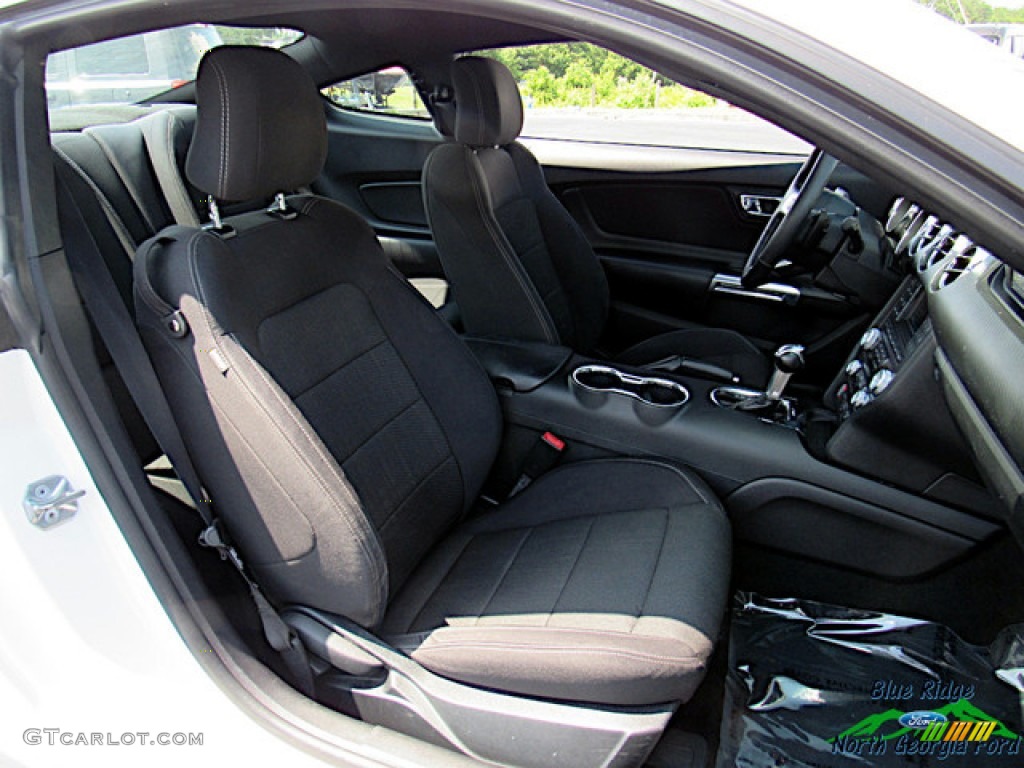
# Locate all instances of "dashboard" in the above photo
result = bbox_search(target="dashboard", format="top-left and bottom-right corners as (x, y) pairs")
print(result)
(828, 195), (1024, 532)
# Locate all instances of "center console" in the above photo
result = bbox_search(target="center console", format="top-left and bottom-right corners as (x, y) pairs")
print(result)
(463, 283), (998, 581)
(832, 277), (931, 418)
(822, 275), (994, 514)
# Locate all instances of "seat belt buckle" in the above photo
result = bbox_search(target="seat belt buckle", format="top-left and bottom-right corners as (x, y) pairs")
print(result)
(508, 431), (566, 498)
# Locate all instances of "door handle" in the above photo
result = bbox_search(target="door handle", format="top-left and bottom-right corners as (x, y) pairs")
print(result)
(739, 194), (782, 218)
(710, 273), (800, 305)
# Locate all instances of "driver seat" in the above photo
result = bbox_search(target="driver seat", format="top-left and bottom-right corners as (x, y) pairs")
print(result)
(423, 56), (771, 386)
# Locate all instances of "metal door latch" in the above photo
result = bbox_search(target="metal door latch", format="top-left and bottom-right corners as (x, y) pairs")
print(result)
(739, 194), (782, 218)
(23, 475), (85, 530)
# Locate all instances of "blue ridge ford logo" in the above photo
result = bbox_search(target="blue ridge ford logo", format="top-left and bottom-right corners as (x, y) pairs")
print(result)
(898, 711), (949, 730)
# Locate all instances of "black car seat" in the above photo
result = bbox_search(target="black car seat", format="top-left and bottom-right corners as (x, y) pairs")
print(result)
(422, 56), (772, 386)
(134, 46), (730, 766)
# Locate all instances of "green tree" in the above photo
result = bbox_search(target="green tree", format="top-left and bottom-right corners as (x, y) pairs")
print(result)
(213, 26), (299, 47)
(522, 65), (558, 106)
(480, 42), (719, 110)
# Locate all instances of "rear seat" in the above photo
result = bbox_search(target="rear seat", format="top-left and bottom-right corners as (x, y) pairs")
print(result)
(52, 105), (205, 461)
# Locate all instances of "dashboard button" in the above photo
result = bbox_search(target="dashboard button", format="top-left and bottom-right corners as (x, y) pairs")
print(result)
(850, 389), (874, 409)
(870, 369), (895, 395)
(860, 328), (883, 351)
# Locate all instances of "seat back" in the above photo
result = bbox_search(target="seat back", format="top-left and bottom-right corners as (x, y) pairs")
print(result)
(134, 47), (502, 628)
(423, 57), (610, 353)
(53, 105), (204, 462)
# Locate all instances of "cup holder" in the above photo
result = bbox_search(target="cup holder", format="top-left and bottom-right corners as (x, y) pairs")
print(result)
(570, 365), (689, 425)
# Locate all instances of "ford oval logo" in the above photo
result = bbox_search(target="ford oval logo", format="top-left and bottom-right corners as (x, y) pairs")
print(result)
(899, 711), (948, 729)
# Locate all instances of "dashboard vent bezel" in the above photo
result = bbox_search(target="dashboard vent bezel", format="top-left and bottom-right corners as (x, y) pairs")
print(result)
(934, 241), (989, 291)
(919, 226), (958, 272)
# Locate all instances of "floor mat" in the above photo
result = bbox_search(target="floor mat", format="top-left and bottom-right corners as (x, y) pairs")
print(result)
(717, 593), (1024, 767)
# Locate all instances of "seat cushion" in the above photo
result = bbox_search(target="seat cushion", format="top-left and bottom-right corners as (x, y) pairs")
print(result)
(616, 327), (771, 387)
(382, 458), (731, 707)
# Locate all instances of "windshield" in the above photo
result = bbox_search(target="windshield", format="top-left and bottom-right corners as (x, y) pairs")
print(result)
(45, 24), (302, 111)
(724, 0), (1024, 152)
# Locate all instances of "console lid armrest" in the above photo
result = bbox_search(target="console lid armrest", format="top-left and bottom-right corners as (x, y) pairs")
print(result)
(464, 337), (572, 393)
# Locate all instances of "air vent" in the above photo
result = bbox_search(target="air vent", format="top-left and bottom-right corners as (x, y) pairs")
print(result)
(895, 210), (927, 255)
(886, 197), (916, 235)
(908, 216), (940, 268)
(935, 243), (986, 290)
(920, 227), (957, 272)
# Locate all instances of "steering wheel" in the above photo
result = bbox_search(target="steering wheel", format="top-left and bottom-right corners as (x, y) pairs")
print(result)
(741, 148), (839, 288)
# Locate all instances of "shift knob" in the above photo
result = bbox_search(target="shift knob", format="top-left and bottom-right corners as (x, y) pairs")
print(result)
(766, 344), (805, 401)
(774, 344), (805, 374)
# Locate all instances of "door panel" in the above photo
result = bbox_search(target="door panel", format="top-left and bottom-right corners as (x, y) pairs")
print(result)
(546, 158), (882, 376)
(316, 105), (444, 278)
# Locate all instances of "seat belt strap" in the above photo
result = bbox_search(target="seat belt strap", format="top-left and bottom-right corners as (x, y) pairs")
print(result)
(139, 109), (202, 227)
(52, 158), (314, 696)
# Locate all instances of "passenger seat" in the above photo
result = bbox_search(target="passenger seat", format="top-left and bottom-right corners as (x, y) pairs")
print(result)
(133, 46), (731, 765)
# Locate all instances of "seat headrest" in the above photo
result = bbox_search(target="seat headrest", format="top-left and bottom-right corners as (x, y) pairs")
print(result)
(452, 57), (523, 147)
(186, 46), (327, 203)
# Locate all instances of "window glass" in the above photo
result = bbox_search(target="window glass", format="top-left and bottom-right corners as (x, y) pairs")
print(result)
(75, 36), (150, 76)
(476, 43), (809, 155)
(46, 25), (302, 111)
(323, 68), (430, 119)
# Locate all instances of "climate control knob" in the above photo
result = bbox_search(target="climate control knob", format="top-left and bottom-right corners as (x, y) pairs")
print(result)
(860, 328), (883, 351)
(870, 369), (895, 396)
(850, 389), (874, 410)
(845, 360), (864, 377)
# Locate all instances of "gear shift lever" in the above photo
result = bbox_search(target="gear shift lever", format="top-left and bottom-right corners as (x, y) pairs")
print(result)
(766, 344), (805, 401)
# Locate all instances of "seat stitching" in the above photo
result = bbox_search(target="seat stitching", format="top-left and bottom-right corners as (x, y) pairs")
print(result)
(615, 457), (713, 505)
(403, 533), (475, 634)
(631, 508), (670, 635)
(138, 319), (321, 562)
(52, 145), (137, 260)
(329, 394), (420, 462)
(465, 149), (560, 344)
(507, 147), (580, 345)
(418, 640), (705, 666)
(545, 516), (597, 627)
(290, 337), (388, 399)
(520, 456), (714, 507)
(376, 454), (455, 532)
(203, 389), (318, 563)
(208, 57), (229, 198)
(475, 527), (533, 626)
(221, 337), (390, 614)
(297, 198), (471, 524)
(356, 273), (469, 523)
(186, 235), (389, 614)
(419, 624), (705, 654)
(84, 128), (158, 233)
(468, 63), (485, 146)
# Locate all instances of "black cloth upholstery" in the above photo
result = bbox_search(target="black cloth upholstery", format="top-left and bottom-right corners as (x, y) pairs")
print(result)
(424, 56), (770, 385)
(383, 458), (730, 706)
(135, 45), (731, 709)
(453, 56), (524, 147)
(423, 140), (609, 352)
(135, 198), (502, 625)
(186, 46), (327, 202)
(53, 105), (202, 463)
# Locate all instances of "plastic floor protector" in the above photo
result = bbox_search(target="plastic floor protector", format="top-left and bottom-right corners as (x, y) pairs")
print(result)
(717, 593), (1024, 767)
